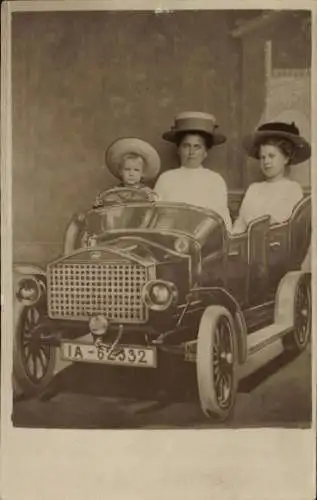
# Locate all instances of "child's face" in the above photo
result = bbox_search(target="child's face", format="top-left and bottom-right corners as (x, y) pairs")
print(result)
(121, 158), (144, 186)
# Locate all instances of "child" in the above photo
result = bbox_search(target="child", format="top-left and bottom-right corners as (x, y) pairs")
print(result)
(63, 138), (161, 253)
(94, 137), (161, 206)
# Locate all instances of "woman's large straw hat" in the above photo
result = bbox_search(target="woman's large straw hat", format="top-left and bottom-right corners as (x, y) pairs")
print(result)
(243, 122), (311, 165)
(105, 137), (161, 181)
(162, 111), (226, 146)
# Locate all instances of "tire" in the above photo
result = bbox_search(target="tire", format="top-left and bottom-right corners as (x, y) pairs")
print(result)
(196, 305), (238, 422)
(282, 276), (311, 354)
(13, 303), (56, 398)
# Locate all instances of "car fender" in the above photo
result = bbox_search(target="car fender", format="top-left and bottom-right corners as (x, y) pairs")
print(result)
(190, 287), (247, 365)
(13, 263), (46, 279)
(274, 271), (311, 327)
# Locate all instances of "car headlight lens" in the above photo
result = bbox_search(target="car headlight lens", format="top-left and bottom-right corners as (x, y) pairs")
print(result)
(150, 284), (171, 304)
(16, 277), (43, 305)
(174, 236), (190, 254)
(142, 280), (178, 311)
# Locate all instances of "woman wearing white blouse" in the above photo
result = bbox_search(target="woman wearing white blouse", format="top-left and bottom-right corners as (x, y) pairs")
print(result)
(232, 122), (311, 234)
(154, 112), (232, 231)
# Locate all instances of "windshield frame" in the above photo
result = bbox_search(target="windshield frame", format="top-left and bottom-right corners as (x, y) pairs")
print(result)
(88, 201), (226, 239)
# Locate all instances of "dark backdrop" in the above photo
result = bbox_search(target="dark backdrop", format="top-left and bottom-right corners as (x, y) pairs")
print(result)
(11, 10), (311, 263)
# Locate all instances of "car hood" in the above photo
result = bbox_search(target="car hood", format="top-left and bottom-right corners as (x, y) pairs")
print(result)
(96, 236), (189, 266)
(52, 235), (189, 268)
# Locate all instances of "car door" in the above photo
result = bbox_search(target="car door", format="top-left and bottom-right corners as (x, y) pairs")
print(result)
(289, 196), (311, 269)
(246, 216), (270, 305)
(267, 222), (289, 290)
(226, 233), (248, 306)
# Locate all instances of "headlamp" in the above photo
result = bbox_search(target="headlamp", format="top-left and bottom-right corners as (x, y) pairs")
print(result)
(16, 277), (44, 306)
(142, 280), (178, 311)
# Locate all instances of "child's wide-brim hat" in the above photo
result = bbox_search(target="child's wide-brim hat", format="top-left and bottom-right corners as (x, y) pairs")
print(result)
(243, 122), (311, 165)
(162, 111), (226, 146)
(105, 137), (161, 181)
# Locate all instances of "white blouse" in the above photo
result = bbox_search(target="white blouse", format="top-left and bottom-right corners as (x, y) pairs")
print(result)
(232, 178), (303, 234)
(154, 166), (232, 230)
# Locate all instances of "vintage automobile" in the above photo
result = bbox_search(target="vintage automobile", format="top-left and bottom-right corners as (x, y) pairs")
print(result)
(12, 187), (312, 421)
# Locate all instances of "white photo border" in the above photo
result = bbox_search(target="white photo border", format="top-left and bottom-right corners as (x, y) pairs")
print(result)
(1, 1), (316, 499)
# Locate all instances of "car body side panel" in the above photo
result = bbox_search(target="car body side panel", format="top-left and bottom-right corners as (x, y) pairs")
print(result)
(289, 195), (311, 269)
(226, 235), (248, 306)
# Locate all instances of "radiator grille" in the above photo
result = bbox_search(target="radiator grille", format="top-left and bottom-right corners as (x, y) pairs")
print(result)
(47, 262), (148, 322)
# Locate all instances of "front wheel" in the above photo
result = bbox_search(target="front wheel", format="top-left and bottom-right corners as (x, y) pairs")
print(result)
(196, 305), (238, 422)
(13, 303), (57, 398)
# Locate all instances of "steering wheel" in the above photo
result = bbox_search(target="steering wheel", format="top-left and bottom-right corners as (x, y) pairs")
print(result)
(94, 187), (155, 207)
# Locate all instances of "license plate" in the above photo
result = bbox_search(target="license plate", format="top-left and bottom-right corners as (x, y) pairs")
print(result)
(61, 342), (157, 368)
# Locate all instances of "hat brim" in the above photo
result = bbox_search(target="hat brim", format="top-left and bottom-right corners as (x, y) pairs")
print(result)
(162, 129), (226, 146)
(243, 130), (311, 165)
(105, 138), (161, 181)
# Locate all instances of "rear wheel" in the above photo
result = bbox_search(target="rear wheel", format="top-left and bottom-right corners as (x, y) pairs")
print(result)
(282, 276), (311, 353)
(13, 304), (56, 398)
(196, 305), (238, 422)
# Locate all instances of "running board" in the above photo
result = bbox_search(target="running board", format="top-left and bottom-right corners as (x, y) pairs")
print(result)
(247, 323), (292, 356)
(238, 322), (292, 380)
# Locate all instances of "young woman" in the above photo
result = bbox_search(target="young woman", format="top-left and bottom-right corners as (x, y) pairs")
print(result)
(232, 122), (311, 234)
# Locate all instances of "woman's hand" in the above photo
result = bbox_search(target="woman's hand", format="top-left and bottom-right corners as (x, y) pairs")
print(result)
(231, 216), (247, 235)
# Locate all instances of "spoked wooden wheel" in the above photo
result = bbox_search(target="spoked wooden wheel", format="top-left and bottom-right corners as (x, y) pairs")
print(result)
(197, 305), (238, 422)
(283, 277), (311, 353)
(13, 304), (56, 398)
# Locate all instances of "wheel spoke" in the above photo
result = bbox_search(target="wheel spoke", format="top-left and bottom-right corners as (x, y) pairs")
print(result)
(299, 325), (305, 342)
(35, 357), (42, 380)
(24, 312), (32, 333)
(31, 352), (38, 378)
(41, 343), (50, 358)
(24, 346), (32, 366)
(222, 318), (232, 354)
(27, 308), (35, 327)
(37, 351), (45, 374)
(219, 320), (227, 349)
(215, 375), (222, 402)
(214, 367), (221, 387)
(30, 307), (40, 325)
(219, 375), (227, 404)
(39, 346), (49, 371)
(223, 372), (231, 393)
(221, 378), (227, 404)
(218, 320), (225, 341)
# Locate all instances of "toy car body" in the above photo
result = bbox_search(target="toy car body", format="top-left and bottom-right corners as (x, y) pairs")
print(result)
(13, 188), (312, 421)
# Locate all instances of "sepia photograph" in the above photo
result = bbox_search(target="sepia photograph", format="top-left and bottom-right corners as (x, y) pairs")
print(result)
(8, 7), (313, 429)
(1, 2), (316, 499)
